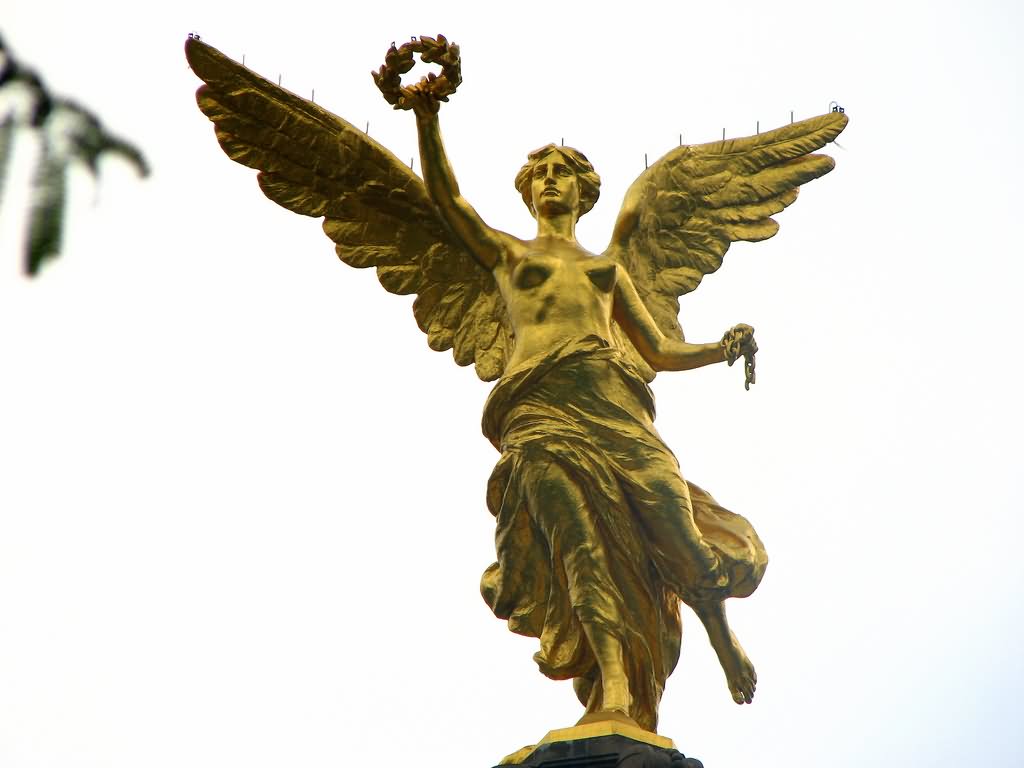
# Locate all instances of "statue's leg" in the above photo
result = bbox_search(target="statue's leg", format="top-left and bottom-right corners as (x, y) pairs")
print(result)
(631, 470), (758, 704)
(573, 675), (594, 708)
(692, 599), (757, 705)
(634, 473), (725, 594)
(530, 460), (633, 718)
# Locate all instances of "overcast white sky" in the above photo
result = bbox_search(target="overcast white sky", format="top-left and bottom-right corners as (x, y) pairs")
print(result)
(1, 1), (1022, 766)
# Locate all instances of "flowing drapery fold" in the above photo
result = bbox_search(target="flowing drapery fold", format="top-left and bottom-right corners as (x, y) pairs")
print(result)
(480, 336), (767, 730)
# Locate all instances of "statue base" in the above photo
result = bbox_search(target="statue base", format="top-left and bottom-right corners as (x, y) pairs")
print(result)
(494, 715), (704, 767)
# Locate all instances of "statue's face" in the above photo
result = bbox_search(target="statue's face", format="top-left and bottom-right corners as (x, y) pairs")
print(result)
(530, 151), (580, 218)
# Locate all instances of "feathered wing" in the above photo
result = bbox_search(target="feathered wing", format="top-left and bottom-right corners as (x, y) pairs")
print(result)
(604, 112), (848, 380)
(185, 37), (511, 381)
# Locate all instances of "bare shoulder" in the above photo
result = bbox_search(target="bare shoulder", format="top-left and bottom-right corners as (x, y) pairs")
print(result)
(492, 230), (530, 271)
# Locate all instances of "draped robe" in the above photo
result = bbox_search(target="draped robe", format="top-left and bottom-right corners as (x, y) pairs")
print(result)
(480, 335), (768, 731)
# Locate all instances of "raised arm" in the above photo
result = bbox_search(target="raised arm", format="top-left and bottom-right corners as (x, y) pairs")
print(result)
(412, 104), (509, 270)
(372, 37), (514, 270)
(612, 265), (753, 372)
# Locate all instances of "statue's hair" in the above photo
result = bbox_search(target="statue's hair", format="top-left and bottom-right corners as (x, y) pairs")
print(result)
(514, 144), (601, 218)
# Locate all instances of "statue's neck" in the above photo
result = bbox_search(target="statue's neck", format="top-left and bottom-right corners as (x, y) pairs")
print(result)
(535, 212), (577, 241)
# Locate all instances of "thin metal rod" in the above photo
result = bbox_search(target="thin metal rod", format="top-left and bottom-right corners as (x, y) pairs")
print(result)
(790, 110), (794, 123)
(756, 120), (759, 134)
(644, 153), (648, 170)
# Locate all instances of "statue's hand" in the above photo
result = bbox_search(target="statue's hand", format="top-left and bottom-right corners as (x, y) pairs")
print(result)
(721, 324), (758, 390)
(401, 82), (441, 117)
(722, 324), (756, 361)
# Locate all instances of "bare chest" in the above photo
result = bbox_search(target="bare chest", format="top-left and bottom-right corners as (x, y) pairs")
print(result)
(495, 249), (618, 331)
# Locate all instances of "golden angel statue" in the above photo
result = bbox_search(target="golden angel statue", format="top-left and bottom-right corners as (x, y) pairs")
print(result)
(186, 34), (847, 733)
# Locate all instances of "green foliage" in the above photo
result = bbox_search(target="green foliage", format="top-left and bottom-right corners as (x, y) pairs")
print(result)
(0, 33), (149, 276)
(0, 113), (14, 207)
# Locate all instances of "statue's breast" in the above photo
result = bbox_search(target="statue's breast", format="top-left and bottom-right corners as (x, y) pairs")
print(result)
(583, 261), (617, 293)
(510, 254), (617, 295)
(512, 257), (557, 291)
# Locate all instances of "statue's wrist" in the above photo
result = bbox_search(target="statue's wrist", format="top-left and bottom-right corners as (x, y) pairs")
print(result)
(415, 109), (439, 126)
(720, 332), (739, 365)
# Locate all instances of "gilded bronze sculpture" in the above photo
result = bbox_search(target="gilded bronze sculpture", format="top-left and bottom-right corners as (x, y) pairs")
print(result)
(185, 34), (847, 737)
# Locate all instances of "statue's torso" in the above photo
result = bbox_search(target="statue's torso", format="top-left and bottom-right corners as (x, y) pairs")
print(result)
(494, 240), (617, 370)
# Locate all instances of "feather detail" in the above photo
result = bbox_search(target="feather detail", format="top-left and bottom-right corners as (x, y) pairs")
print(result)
(603, 112), (847, 378)
(186, 36), (511, 380)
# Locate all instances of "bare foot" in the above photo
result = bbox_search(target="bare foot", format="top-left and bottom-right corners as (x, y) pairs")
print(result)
(695, 601), (757, 704)
(715, 627), (757, 704)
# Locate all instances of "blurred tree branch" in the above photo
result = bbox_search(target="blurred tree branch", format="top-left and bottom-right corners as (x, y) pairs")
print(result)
(0, 33), (149, 276)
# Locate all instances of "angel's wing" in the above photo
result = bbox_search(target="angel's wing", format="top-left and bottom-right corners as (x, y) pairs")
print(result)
(185, 37), (511, 381)
(604, 112), (848, 380)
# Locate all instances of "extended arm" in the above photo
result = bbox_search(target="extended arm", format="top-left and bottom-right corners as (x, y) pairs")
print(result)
(613, 265), (752, 372)
(413, 106), (508, 270)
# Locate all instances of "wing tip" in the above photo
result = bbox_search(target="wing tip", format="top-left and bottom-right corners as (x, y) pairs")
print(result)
(184, 35), (209, 68)
(822, 111), (849, 144)
(185, 36), (246, 84)
(831, 111), (850, 132)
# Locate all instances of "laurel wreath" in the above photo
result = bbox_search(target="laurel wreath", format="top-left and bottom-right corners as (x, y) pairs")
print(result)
(372, 35), (462, 111)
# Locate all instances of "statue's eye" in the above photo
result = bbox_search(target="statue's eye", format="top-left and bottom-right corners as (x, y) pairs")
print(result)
(558, 166), (572, 177)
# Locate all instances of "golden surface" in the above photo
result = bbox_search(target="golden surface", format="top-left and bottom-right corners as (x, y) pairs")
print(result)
(186, 35), (847, 733)
(500, 715), (676, 765)
(543, 720), (674, 750)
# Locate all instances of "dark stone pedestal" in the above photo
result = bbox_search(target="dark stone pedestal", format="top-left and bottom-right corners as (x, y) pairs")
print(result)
(493, 733), (704, 767)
